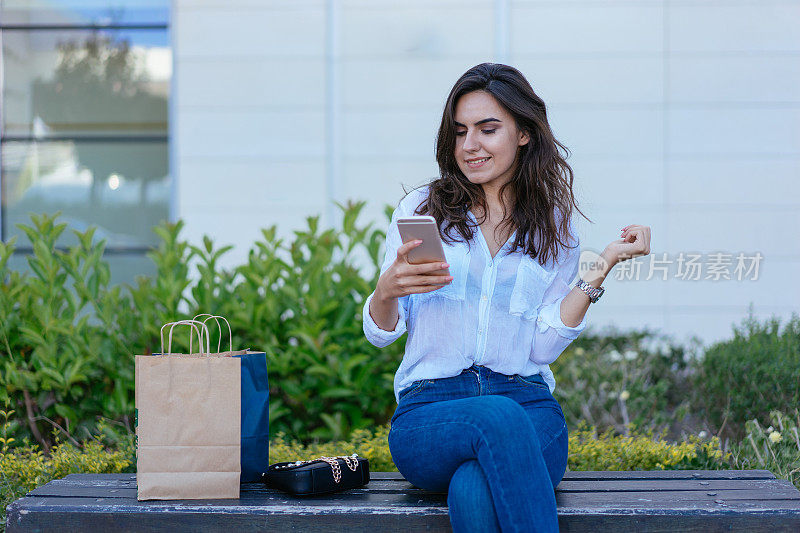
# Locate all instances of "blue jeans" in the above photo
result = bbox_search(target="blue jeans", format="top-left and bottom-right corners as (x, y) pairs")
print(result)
(388, 363), (568, 533)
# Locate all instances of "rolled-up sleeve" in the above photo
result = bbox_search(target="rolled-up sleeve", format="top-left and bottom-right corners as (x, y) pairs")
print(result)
(530, 222), (587, 364)
(363, 290), (407, 347)
(362, 204), (410, 348)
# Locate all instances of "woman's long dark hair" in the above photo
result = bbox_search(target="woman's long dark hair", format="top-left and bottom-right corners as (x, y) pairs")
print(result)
(404, 62), (591, 267)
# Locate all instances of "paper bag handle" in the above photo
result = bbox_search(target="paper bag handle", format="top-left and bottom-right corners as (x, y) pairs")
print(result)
(193, 314), (233, 353)
(170, 320), (210, 355)
(160, 320), (211, 355)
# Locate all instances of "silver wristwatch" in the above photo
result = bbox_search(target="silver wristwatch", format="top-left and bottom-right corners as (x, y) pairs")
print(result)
(575, 279), (605, 303)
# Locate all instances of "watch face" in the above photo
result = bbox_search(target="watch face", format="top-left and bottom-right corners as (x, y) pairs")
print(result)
(594, 287), (604, 301)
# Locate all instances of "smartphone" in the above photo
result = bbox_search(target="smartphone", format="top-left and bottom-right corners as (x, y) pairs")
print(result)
(397, 216), (450, 277)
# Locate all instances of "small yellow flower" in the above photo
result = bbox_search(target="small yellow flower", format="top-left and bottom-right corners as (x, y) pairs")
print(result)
(769, 431), (782, 444)
(620, 390), (630, 401)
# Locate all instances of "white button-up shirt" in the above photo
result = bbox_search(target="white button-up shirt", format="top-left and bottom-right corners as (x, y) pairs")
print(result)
(362, 185), (588, 404)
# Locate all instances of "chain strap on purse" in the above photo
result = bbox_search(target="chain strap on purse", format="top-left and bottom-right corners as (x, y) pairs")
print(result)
(272, 453), (360, 483)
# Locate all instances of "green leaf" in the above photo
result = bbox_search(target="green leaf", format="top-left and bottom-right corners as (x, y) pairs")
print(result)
(54, 404), (79, 425)
(320, 387), (355, 399)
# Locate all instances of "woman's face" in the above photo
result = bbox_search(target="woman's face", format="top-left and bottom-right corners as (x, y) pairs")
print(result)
(453, 90), (529, 198)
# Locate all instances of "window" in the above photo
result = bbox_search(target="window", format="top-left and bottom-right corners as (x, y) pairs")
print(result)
(1, 1), (171, 283)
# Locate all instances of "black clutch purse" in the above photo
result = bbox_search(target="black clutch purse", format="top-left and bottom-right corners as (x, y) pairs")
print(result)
(262, 454), (370, 496)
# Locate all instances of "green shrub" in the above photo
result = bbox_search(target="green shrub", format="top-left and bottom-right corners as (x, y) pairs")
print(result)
(0, 410), (134, 531)
(269, 423), (395, 472)
(692, 309), (800, 441)
(270, 421), (732, 475)
(567, 421), (730, 471)
(552, 327), (697, 438)
(0, 214), (140, 451)
(0, 203), (404, 449)
(220, 204), (404, 442)
(729, 409), (800, 489)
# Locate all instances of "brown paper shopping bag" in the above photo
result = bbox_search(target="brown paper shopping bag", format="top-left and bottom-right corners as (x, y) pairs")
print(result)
(135, 320), (241, 500)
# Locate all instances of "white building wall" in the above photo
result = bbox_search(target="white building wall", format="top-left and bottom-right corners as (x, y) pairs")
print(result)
(174, 0), (328, 262)
(174, 0), (800, 348)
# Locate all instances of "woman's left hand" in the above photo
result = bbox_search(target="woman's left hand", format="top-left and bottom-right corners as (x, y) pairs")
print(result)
(601, 224), (651, 267)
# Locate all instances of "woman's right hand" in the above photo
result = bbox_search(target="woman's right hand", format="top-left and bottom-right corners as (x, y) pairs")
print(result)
(376, 240), (454, 299)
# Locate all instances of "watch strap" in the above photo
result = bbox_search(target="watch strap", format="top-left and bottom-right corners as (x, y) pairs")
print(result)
(575, 278), (604, 303)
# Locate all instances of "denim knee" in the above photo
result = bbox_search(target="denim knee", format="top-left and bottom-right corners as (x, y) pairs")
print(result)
(447, 460), (500, 533)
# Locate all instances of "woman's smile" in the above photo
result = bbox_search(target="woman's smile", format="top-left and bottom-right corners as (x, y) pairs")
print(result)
(466, 156), (492, 169)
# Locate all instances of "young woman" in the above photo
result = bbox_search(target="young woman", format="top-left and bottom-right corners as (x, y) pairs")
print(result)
(362, 63), (651, 533)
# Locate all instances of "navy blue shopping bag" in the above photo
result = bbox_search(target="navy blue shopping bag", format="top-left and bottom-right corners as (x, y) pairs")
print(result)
(235, 349), (270, 482)
(191, 315), (270, 483)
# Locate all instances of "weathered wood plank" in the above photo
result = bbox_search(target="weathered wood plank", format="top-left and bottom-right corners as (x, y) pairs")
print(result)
(10, 494), (800, 512)
(555, 488), (800, 505)
(16, 487), (800, 508)
(7, 496), (800, 533)
(557, 513), (800, 533)
(555, 479), (799, 494)
(28, 477), (799, 500)
(557, 470), (777, 481)
(63, 469), (780, 482)
(557, 500), (800, 512)
(4, 503), (454, 533)
(49, 470), (778, 496)
(362, 470), (782, 483)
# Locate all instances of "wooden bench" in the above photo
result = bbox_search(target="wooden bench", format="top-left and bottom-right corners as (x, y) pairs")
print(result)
(6, 470), (800, 532)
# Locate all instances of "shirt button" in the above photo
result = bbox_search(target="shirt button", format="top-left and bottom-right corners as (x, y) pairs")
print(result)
(481, 295), (488, 301)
